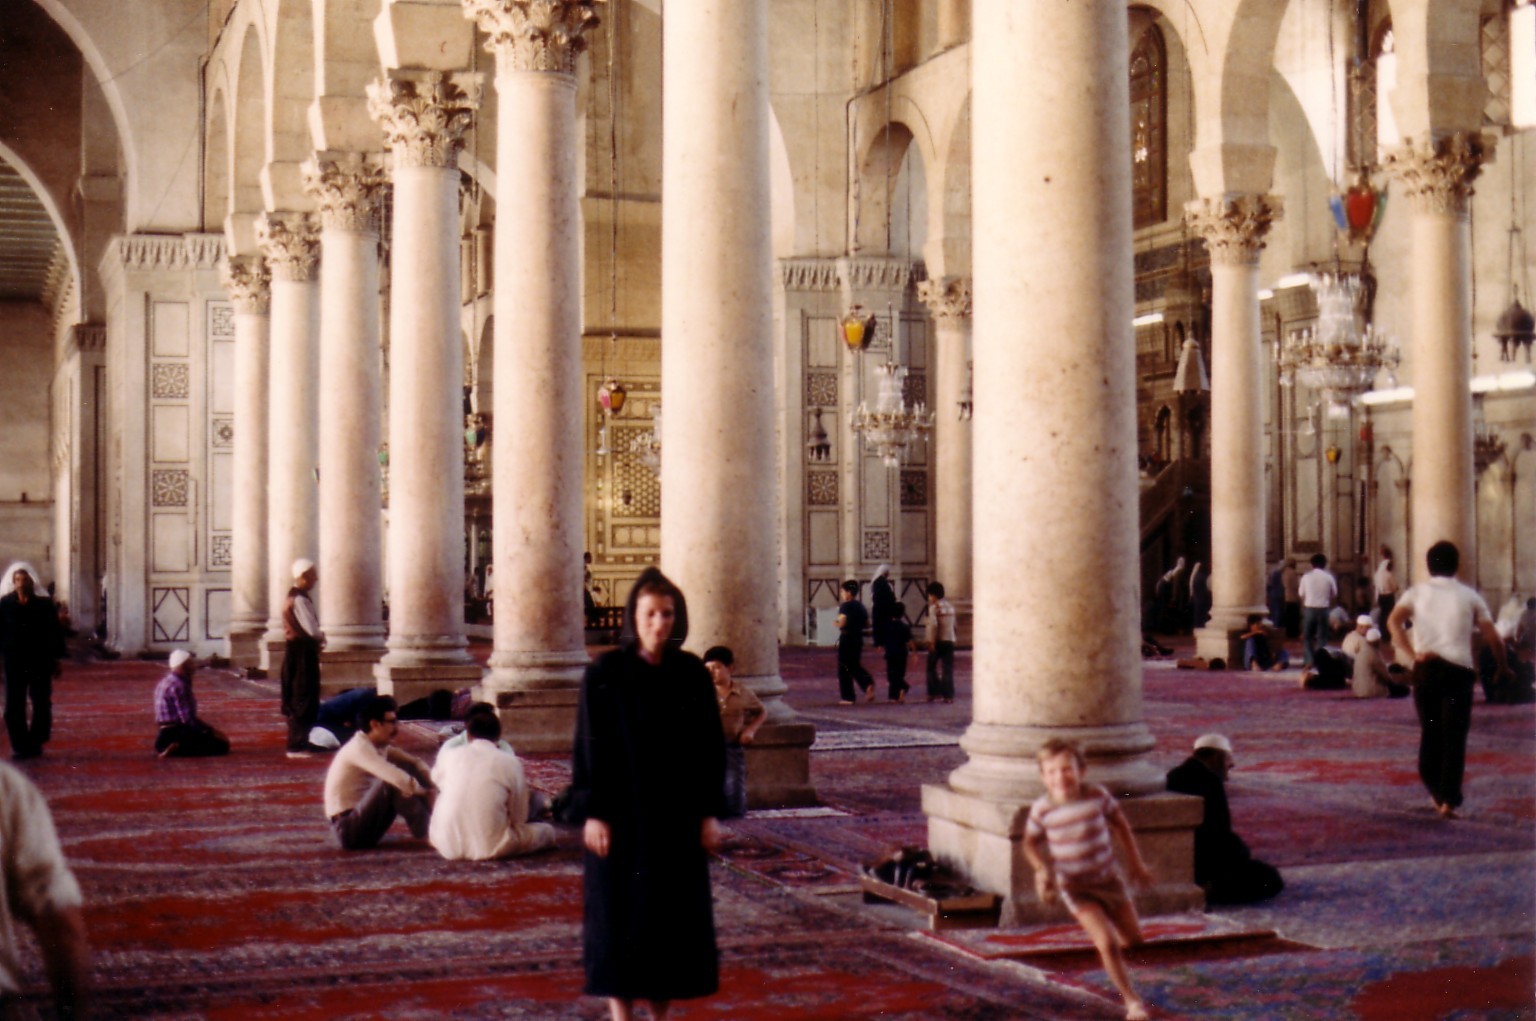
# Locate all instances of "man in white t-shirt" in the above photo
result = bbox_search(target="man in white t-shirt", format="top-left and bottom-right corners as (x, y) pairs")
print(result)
(1297, 554), (1337, 672)
(1387, 541), (1511, 819)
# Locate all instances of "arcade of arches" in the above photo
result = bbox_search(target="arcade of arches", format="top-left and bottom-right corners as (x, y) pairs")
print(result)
(1, 0), (1533, 916)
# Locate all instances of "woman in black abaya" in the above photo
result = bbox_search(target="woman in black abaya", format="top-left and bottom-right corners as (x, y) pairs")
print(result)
(569, 567), (726, 1021)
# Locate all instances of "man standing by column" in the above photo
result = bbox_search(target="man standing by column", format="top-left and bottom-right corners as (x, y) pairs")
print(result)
(282, 559), (325, 758)
(1387, 541), (1511, 819)
(0, 564), (65, 760)
(1298, 554), (1337, 674)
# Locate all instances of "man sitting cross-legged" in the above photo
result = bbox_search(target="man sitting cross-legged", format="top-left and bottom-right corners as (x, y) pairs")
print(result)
(322, 694), (434, 850)
(429, 710), (555, 861)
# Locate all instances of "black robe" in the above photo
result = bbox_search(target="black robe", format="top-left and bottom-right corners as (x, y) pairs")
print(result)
(570, 642), (727, 1000)
(1166, 756), (1283, 905)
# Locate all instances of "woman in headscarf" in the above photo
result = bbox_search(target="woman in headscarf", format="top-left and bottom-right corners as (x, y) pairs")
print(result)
(568, 567), (726, 1021)
(0, 563), (66, 759)
(869, 563), (897, 647)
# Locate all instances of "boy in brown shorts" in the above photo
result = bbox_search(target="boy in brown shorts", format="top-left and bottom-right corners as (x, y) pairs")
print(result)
(1023, 738), (1155, 1020)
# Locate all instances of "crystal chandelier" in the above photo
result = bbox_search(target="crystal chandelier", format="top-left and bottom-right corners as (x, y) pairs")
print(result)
(631, 403), (662, 476)
(850, 361), (935, 467)
(1278, 270), (1399, 412)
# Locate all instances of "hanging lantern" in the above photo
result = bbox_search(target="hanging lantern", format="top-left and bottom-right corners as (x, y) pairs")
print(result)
(1328, 174), (1387, 247)
(840, 306), (878, 352)
(1494, 296), (1535, 363)
(806, 406), (832, 462)
(597, 379), (628, 415)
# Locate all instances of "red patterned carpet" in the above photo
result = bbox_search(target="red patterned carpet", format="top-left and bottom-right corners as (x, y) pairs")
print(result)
(4, 642), (1532, 1020)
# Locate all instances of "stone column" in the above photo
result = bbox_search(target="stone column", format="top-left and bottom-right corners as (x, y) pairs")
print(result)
(1383, 132), (1490, 581)
(917, 275), (974, 644)
(1186, 194), (1281, 665)
(367, 70), (484, 704)
(461, 0), (603, 753)
(662, 0), (814, 807)
(303, 153), (390, 692)
(221, 256), (271, 671)
(923, 0), (1199, 923)
(257, 214), (321, 677)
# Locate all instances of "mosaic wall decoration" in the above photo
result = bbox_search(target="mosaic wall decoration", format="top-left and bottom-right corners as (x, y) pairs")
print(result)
(151, 469), (190, 507)
(211, 418), (234, 448)
(210, 534), (233, 568)
(610, 425), (661, 519)
(807, 470), (838, 506)
(900, 469), (927, 507)
(806, 372), (838, 408)
(862, 529), (891, 562)
(210, 303), (235, 340)
(151, 587), (190, 643)
(151, 362), (191, 399)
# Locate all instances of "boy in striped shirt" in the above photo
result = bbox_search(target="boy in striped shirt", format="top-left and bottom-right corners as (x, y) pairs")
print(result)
(1023, 738), (1155, 1021)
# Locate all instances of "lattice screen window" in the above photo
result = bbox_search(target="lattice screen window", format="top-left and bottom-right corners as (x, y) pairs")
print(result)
(1130, 25), (1168, 229)
(1483, 14), (1512, 128)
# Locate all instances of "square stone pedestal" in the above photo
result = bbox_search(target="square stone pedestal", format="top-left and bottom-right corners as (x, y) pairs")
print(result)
(374, 661), (484, 713)
(260, 636), (287, 680)
(1194, 626), (1244, 670)
(493, 686), (581, 755)
(923, 783), (1205, 925)
(320, 647), (385, 695)
(226, 627), (266, 674)
(745, 722), (818, 808)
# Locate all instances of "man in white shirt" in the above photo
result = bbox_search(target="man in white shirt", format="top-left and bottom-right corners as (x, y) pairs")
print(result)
(1298, 553), (1337, 672)
(323, 694), (434, 849)
(429, 711), (554, 860)
(1387, 541), (1512, 819)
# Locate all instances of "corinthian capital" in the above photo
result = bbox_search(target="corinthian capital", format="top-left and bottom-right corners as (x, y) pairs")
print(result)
(220, 256), (271, 314)
(302, 152), (390, 233)
(1185, 194), (1282, 267)
(916, 276), (973, 321)
(367, 71), (482, 169)
(1381, 132), (1492, 217)
(256, 213), (321, 282)
(464, 0), (603, 74)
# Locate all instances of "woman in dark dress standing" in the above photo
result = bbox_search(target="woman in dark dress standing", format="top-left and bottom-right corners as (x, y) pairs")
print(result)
(570, 567), (726, 1021)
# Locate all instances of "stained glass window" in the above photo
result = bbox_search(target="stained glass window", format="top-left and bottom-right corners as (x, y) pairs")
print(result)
(1131, 25), (1167, 229)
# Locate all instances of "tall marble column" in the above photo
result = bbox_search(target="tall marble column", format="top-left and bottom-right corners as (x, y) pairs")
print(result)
(1186, 194), (1281, 665)
(1383, 132), (1490, 581)
(662, 0), (814, 807)
(461, 0), (602, 753)
(367, 71), (484, 705)
(257, 214), (322, 677)
(303, 153), (390, 692)
(917, 275), (974, 643)
(221, 256), (271, 671)
(923, 0), (1199, 923)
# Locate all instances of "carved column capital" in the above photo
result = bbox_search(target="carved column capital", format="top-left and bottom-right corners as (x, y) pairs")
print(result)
(367, 71), (482, 169)
(301, 152), (390, 233)
(1184, 193), (1282, 267)
(256, 214), (321, 282)
(917, 275), (973, 321)
(464, 0), (603, 74)
(220, 256), (272, 313)
(1381, 131), (1493, 217)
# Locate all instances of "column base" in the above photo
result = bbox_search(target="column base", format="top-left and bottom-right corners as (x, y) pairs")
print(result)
(225, 626), (266, 673)
(260, 634), (287, 680)
(320, 647), (386, 696)
(923, 783), (1204, 925)
(492, 686), (580, 755)
(373, 658), (484, 710)
(1195, 606), (1265, 668)
(745, 721), (818, 809)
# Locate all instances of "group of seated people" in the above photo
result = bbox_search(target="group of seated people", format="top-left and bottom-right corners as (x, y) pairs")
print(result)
(1236, 613), (1408, 699)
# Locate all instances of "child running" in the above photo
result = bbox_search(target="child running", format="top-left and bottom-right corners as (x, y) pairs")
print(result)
(1023, 738), (1155, 1021)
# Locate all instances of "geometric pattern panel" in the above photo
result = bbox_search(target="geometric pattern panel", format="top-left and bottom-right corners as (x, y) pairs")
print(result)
(211, 417), (234, 448)
(862, 528), (890, 562)
(151, 362), (191, 399)
(902, 371), (927, 408)
(209, 533), (233, 569)
(151, 587), (190, 643)
(151, 469), (190, 506)
(610, 425), (661, 518)
(900, 469), (927, 507)
(209, 302), (235, 340)
(806, 372), (838, 408)
(808, 470), (838, 506)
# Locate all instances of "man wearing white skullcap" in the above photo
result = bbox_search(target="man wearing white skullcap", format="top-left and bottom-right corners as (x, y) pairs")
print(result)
(1166, 734), (1283, 905)
(281, 559), (325, 757)
(153, 651), (230, 757)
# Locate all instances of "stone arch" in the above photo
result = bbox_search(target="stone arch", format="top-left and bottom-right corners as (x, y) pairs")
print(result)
(768, 102), (796, 260)
(932, 91), (970, 278)
(265, 0), (318, 206)
(853, 110), (931, 257)
(228, 23), (268, 253)
(204, 80), (232, 232)
(0, 141), (79, 305)
(1386, 0), (1486, 140)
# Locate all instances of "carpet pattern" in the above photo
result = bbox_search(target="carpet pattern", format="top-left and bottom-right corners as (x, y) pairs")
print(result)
(1, 645), (1530, 1019)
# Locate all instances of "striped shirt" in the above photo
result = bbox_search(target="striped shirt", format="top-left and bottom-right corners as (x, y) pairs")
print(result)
(1026, 784), (1123, 884)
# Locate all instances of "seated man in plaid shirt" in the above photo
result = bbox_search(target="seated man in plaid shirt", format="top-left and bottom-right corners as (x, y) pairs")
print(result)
(153, 650), (231, 758)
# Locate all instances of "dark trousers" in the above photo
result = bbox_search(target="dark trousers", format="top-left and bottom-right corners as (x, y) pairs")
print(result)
(1301, 607), (1330, 669)
(3, 659), (53, 756)
(837, 638), (874, 701)
(926, 642), (955, 700)
(281, 637), (322, 751)
(1206, 858), (1285, 906)
(1412, 658), (1476, 810)
(330, 761), (433, 850)
(155, 722), (230, 758)
(722, 744), (748, 819)
(885, 651), (909, 700)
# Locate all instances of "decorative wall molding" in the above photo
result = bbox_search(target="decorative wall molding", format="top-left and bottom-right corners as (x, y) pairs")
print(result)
(1381, 132), (1494, 217)
(71, 322), (106, 353)
(256, 213), (322, 283)
(839, 256), (921, 292)
(115, 234), (226, 272)
(464, 0), (603, 75)
(368, 71), (482, 170)
(302, 152), (389, 233)
(1184, 193), (1282, 267)
(778, 259), (841, 292)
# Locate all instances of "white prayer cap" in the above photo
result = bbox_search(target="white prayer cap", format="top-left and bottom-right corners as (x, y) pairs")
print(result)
(1193, 733), (1234, 757)
(1356, 614), (1374, 628)
(168, 650), (194, 671)
(872, 564), (890, 580)
(1365, 628), (1382, 644)
(292, 558), (316, 578)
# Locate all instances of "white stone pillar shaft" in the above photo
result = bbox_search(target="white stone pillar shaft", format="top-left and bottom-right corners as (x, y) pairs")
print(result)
(368, 71), (482, 697)
(1187, 195), (1280, 657)
(463, 0), (602, 753)
(258, 215), (322, 671)
(919, 276), (974, 626)
(1385, 133), (1488, 580)
(222, 257), (271, 669)
(305, 154), (389, 683)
